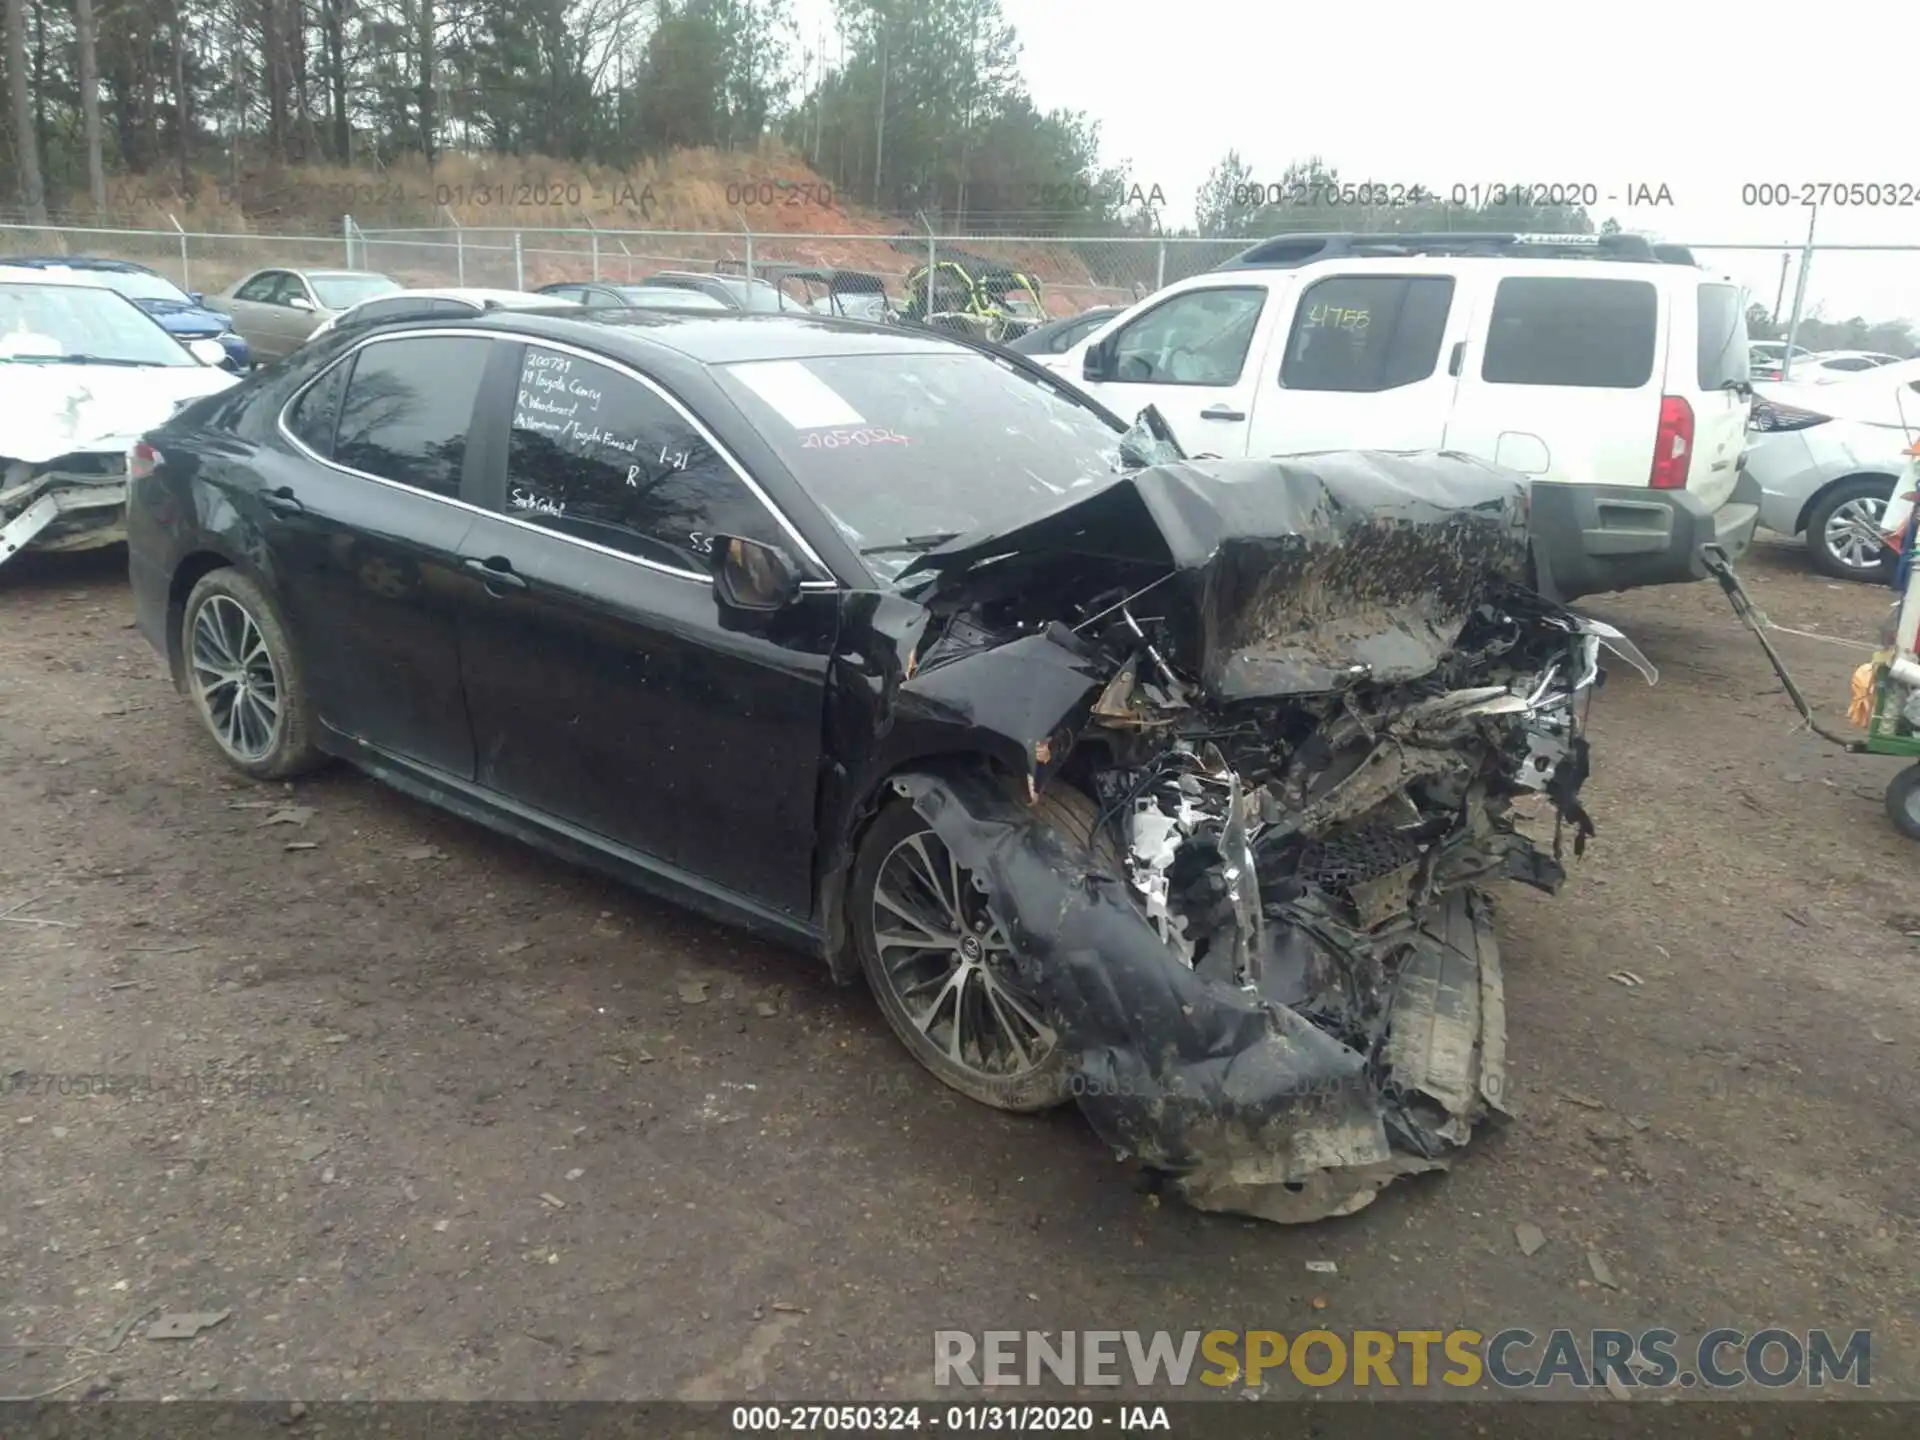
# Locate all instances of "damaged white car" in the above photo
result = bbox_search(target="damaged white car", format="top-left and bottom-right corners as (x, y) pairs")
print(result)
(0, 266), (237, 570)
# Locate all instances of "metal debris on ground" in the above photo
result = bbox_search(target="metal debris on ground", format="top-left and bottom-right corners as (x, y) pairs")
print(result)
(539, 1193), (567, 1209)
(258, 807), (314, 827)
(145, 1310), (231, 1341)
(1607, 971), (1645, 988)
(1304, 1260), (1339, 1274)
(1587, 1249), (1619, 1289)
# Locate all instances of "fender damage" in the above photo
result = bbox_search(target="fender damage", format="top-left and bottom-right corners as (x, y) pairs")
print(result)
(841, 451), (1651, 1223)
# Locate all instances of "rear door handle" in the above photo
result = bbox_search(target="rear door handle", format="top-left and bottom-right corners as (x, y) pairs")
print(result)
(463, 556), (528, 593)
(1198, 405), (1245, 422)
(261, 485), (304, 515)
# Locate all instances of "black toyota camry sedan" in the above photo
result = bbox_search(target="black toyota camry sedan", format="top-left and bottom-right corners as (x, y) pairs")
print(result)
(128, 306), (1629, 1222)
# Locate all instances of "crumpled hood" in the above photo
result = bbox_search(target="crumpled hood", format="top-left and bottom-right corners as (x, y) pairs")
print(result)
(1, 363), (237, 465)
(906, 451), (1534, 698)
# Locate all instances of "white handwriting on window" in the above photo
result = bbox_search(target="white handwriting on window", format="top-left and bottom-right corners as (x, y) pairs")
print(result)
(510, 486), (566, 517)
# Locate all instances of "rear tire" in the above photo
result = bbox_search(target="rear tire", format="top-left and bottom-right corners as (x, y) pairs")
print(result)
(1806, 477), (1896, 583)
(1886, 765), (1920, 841)
(181, 568), (326, 780)
(851, 782), (1115, 1113)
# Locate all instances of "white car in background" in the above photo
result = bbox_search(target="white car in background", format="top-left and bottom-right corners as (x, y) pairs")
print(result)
(1041, 230), (1757, 603)
(1744, 357), (1920, 579)
(0, 266), (236, 569)
(1783, 350), (1905, 384)
(304, 286), (581, 344)
(1750, 340), (1814, 381)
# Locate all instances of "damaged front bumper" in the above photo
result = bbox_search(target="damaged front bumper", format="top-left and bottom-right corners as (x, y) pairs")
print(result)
(0, 452), (130, 567)
(881, 602), (1649, 1224)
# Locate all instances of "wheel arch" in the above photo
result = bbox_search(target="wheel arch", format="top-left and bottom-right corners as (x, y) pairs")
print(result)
(165, 547), (245, 689)
(1792, 470), (1899, 539)
(816, 748), (1025, 986)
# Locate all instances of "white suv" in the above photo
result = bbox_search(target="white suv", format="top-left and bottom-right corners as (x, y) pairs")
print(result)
(1043, 232), (1760, 602)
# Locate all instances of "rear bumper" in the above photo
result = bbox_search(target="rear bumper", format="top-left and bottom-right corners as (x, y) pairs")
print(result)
(1529, 471), (1762, 602)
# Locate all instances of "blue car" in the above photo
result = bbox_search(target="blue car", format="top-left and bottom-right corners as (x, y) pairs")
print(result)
(1, 256), (251, 369)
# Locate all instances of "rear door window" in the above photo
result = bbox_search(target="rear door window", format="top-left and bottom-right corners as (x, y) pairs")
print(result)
(331, 335), (493, 497)
(1481, 277), (1657, 389)
(1696, 284), (1749, 390)
(1280, 275), (1454, 392)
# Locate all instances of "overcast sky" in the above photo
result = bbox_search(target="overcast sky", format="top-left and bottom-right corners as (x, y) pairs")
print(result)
(794, 0), (1920, 326)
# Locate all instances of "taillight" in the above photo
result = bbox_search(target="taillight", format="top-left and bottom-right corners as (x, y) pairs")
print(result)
(1649, 396), (1693, 490)
(1747, 398), (1831, 433)
(128, 440), (160, 483)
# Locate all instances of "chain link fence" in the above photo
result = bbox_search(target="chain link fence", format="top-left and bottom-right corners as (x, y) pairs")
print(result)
(338, 224), (1254, 313)
(2, 216), (1915, 344)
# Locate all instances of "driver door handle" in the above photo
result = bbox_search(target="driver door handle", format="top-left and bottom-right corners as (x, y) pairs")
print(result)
(1199, 405), (1246, 422)
(464, 556), (529, 593)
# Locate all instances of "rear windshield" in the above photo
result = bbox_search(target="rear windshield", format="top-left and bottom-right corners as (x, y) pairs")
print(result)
(1697, 284), (1749, 390)
(1481, 277), (1657, 389)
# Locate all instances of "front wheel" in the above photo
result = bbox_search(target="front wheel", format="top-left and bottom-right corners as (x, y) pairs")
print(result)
(1807, 477), (1896, 582)
(181, 568), (326, 780)
(852, 789), (1114, 1112)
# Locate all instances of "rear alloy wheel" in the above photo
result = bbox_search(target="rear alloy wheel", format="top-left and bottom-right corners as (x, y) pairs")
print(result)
(853, 799), (1070, 1112)
(1807, 478), (1896, 582)
(182, 569), (325, 780)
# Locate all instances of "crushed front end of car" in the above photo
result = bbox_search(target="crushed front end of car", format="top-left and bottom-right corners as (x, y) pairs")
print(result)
(1, 448), (135, 567)
(874, 451), (1652, 1223)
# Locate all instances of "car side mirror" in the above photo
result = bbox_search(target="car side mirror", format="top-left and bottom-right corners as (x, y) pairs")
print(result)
(188, 291), (205, 305)
(1083, 338), (1113, 382)
(186, 337), (229, 367)
(712, 535), (803, 613)
(288, 295), (314, 312)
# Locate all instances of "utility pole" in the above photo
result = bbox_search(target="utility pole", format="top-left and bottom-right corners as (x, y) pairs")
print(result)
(955, 0), (977, 226)
(1780, 204), (1818, 382)
(872, 3), (887, 208)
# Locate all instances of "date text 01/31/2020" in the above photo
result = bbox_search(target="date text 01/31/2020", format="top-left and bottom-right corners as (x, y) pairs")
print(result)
(729, 1406), (1171, 1432)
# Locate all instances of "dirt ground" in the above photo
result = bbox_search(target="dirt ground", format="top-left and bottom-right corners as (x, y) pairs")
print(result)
(1, 538), (1916, 1403)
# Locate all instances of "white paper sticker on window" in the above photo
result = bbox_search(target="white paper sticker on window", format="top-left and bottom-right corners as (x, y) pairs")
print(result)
(728, 360), (865, 429)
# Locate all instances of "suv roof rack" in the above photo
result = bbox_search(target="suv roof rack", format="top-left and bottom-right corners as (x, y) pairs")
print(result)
(1212, 230), (1679, 270)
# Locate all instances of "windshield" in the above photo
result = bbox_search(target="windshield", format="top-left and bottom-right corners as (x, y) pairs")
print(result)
(89, 267), (192, 304)
(715, 349), (1139, 583)
(309, 273), (402, 309)
(0, 281), (196, 366)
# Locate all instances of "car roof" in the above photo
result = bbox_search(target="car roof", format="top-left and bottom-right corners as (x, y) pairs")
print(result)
(0, 264), (114, 288)
(2, 255), (156, 273)
(453, 308), (959, 366)
(349, 286), (564, 308)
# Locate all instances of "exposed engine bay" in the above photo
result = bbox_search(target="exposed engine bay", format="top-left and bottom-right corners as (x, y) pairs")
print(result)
(872, 451), (1653, 1223)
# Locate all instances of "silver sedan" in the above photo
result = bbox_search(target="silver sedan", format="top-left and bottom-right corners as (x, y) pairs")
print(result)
(214, 268), (402, 363)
